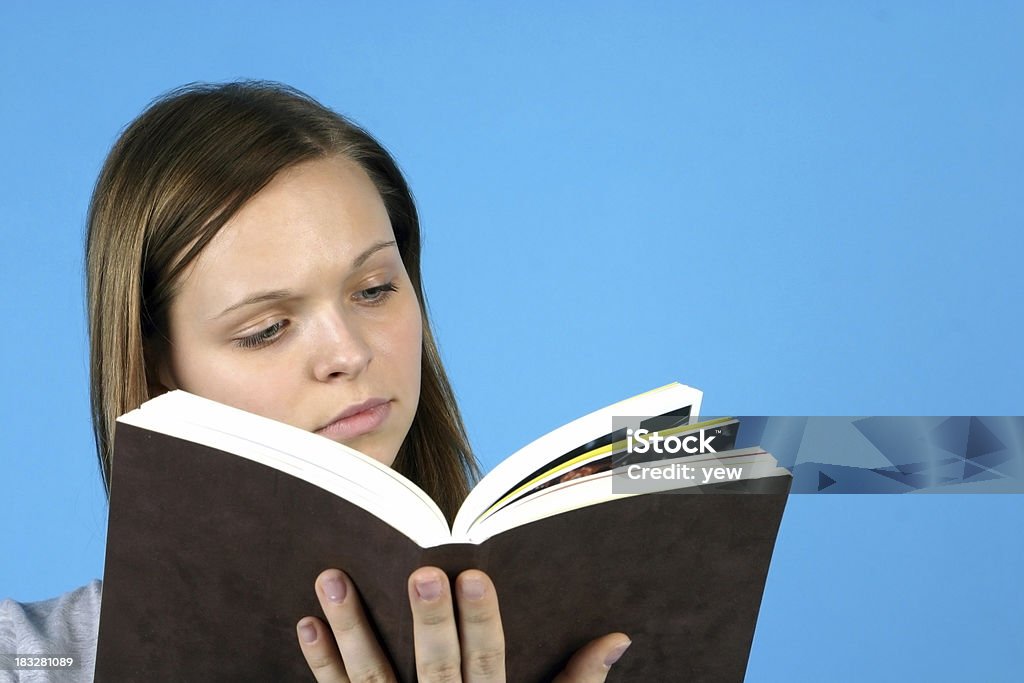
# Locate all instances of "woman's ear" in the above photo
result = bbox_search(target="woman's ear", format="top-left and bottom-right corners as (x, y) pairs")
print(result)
(146, 350), (178, 398)
(147, 379), (174, 398)
(147, 376), (175, 398)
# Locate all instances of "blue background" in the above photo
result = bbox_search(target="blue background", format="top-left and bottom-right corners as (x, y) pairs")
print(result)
(1, 3), (1021, 680)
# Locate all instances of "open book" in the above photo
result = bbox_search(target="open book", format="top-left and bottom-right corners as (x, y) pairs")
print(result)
(94, 383), (791, 681)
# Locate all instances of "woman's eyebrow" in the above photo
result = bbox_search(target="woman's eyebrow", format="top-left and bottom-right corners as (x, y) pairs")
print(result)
(211, 240), (399, 320)
(212, 290), (292, 320)
(351, 239), (397, 269)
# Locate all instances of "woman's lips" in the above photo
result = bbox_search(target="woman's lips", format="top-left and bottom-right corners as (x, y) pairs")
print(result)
(315, 400), (391, 441)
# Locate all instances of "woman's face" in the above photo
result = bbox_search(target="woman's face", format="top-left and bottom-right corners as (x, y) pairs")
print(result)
(157, 156), (423, 467)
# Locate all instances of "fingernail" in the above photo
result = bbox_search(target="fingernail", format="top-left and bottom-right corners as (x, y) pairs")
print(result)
(414, 575), (443, 602)
(460, 576), (486, 600)
(604, 640), (631, 668)
(298, 620), (317, 644)
(322, 574), (347, 603)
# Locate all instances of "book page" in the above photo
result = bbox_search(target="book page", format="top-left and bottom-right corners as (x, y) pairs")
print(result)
(451, 382), (703, 539)
(480, 417), (739, 522)
(466, 448), (787, 543)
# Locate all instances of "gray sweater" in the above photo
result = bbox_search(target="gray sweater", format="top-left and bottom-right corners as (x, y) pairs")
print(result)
(0, 582), (101, 683)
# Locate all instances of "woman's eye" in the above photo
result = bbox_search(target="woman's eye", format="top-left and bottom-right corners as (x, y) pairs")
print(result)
(355, 281), (398, 305)
(235, 320), (287, 349)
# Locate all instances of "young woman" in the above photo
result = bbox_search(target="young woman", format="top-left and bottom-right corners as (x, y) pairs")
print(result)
(2, 81), (631, 682)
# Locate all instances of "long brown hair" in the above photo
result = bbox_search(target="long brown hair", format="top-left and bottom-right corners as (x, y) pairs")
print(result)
(86, 81), (478, 520)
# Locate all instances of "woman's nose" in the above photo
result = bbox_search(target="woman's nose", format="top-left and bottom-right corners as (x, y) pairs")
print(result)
(311, 311), (372, 381)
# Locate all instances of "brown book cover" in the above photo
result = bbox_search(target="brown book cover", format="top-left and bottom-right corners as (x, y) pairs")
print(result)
(94, 421), (790, 681)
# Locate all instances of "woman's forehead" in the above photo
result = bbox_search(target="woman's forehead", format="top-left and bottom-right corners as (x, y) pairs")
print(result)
(172, 157), (398, 315)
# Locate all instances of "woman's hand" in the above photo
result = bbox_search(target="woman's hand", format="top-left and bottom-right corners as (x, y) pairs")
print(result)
(296, 567), (631, 682)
